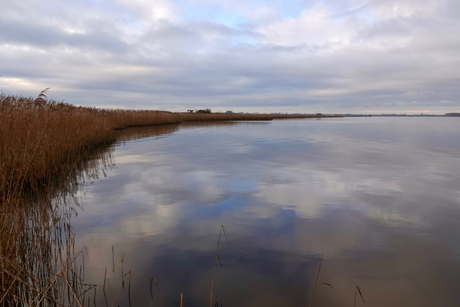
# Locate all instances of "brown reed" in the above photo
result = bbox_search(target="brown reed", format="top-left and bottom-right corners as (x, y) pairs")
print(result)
(210, 225), (229, 307)
(354, 285), (366, 306)
(0, 130), (115, 306)
(0, 92), (181, 199)
(0, 91), (347, 306)
(308, 253), (336, 307)
(149, 275), (160, 307)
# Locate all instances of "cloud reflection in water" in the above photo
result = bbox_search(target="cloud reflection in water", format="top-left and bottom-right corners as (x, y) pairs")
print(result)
(73, 118), (460, 307)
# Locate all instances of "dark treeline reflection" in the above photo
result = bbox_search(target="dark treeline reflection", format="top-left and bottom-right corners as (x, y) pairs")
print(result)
(115, 121), (270, 143)
(115, 123), (180, 143)
(0, 145), (114, 306)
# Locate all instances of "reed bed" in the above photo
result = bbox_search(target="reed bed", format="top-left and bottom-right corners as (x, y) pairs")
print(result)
(0, 92), (180, 199)
(0, 91), (347, 306)
(1, 145), (114, 306)
(0, 91), (343, 197)
(0, 91), (178, 306)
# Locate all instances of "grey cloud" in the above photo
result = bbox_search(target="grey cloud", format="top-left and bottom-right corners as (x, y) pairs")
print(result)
(0, 18), (130, 53)
(1, 0), (460, 113)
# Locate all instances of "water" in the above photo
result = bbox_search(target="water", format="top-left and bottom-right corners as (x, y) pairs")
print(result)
(72, 117), (460, 307)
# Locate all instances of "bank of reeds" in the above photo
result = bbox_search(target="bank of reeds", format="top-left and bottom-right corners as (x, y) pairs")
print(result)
(1, 143), (114, 306)
(1, 91), (347, 197)
(0, 92), (180, 305)
(0, 91), (347, 306)
(0, 92), (180, 198)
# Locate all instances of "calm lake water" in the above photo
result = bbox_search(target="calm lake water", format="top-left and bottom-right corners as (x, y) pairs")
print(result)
(71, 117), (460, 307)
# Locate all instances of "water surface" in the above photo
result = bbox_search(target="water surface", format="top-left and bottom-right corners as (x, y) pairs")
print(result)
(73, 117), (460, 307)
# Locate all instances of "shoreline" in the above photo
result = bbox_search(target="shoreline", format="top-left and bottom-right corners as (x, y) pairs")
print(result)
(0, 92), (342, 198)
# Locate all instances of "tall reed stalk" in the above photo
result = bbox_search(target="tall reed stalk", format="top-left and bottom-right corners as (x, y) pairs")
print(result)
(0, 92), (181, 199)
(0, 123), (115, 306)
(210, 225), (229, 307)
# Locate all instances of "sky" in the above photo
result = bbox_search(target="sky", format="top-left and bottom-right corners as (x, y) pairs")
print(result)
(1, 0), (460, 114)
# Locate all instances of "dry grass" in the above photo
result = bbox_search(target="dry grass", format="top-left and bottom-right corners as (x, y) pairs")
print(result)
(0, 91), (342, 198)
(0, 91), (347, 306)
(0, 92), (180, 199)
(210, 225), (229, 307)
(0, 145), (114, 306)
(0, 91), (179, 306)
(0, 91), (273, 306)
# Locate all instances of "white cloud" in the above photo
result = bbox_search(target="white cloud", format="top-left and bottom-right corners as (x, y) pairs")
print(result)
(257, 6), (357, 48)
(369, 0), (440, 19)
(116, 0), (177, 22)
(1, 0), (460, 113)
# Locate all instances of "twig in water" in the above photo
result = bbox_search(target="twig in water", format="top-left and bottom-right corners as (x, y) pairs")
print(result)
(103, 268), (107, 292)
(107, 278), (113, 307)
(149, 275), (161, 307)
(354, 285), (366, 307)
(308, 253), (323, 307)
(128, 271), (132, 307)
(121, 254), (124, 290)
(103, 268), (108, 307)
(308, 253), (335, 307)
(210, 225), (229, 307)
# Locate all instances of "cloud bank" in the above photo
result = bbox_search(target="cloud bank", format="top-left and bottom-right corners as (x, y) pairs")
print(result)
(1, 0), (459, 113)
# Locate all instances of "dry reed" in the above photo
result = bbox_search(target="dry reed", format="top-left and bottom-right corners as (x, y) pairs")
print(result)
(354, 285), (366, 306)
(308, 253), (335, 307)
(0, 91), (343, 199)
(0, 124), (115, 306)
(149, 275), (160, 307)
(0, 91), (171, 305)
(0, 91), (349, 306)
(0, 92), (181, 199)
(210, 225), (229, 307)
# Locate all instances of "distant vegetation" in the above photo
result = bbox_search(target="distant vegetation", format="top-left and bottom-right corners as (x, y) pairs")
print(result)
(181, 112), (274, 121)
(270, 114), (343, 119)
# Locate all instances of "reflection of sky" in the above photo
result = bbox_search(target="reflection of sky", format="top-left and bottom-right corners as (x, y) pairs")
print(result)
(73, 118), (460, 307)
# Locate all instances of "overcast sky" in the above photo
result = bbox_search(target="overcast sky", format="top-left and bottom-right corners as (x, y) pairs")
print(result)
(1, 0), (459, 113)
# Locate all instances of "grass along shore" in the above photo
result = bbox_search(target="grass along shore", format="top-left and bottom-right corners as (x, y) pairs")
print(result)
(0, 91), (343, 306)
(0, 91), (340, 198)
(0, 92), (180, 199)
